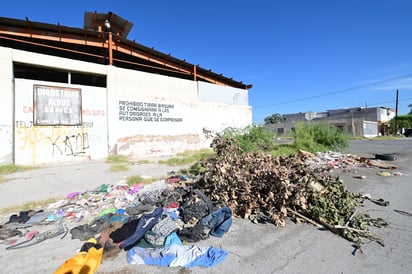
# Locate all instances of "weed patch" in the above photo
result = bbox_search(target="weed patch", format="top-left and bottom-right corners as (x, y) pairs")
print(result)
(0, 197), (61, 215)
(106, 155), (130, 164)
(109, 164), (130, 172)
(0, 164), (38, 175)
(158, 149), (213, 166)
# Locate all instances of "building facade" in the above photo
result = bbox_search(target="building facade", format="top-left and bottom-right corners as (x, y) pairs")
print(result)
(0, 12), (252, 165)
(266, 107), (395, 138)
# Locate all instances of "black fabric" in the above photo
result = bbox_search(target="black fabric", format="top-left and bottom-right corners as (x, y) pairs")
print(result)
(70, 215), (112, 241)
(180, 189), (215, 224)
(80, 241), (102, 252)
(6, 210), (41, 224)
(109, 218), (140, 243)
(125, 204), (154, 217)
(0, 226), (23, 240)
(119, 207), (163, 250)
(177, 223), (209, 243)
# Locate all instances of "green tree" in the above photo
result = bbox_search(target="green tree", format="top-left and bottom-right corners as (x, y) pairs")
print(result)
(408, 104), (412, 115)
(389, 114), (412, 134)
(264, 113), (283, 125)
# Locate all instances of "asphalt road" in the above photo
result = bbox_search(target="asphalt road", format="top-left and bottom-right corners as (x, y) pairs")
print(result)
(202, 138), (412, 274)
(0, 139), (411, 274)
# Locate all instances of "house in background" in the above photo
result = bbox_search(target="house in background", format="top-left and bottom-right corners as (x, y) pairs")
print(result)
(0, 12), (252, 165)
(266, 107), (395, 138)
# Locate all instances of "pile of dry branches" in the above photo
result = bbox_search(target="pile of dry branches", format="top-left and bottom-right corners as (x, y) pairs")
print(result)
(193, 134), (387, 247)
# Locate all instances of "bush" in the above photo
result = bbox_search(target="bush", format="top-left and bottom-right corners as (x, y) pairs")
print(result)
(293, 122), (348, 153)
(222, 125), (276, 153)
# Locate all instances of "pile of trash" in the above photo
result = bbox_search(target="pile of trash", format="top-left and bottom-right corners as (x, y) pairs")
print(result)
(193, 134), (389, 249)
(0, 134), (398, 271)
(1, 176), (232, 271)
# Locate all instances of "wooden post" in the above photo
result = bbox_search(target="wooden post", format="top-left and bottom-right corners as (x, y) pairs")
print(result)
(395, 89), (398, 134)
(108, 31), (113, 66)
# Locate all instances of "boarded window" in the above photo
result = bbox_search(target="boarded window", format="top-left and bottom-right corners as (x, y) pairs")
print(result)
(277, 128), (284, 134)
(33, 85), (82, 126)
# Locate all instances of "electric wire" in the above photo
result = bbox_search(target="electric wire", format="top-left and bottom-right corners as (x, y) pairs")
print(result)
(254, 73), (412, 109)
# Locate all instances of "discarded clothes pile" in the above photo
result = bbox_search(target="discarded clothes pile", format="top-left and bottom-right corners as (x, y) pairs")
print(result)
(1, 175), (232, 271)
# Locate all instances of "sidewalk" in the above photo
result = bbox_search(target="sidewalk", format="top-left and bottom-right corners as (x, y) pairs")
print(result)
(0, 160), (187, 209)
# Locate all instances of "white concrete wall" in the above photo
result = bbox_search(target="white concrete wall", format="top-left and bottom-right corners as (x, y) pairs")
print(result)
(0, 46), (252, 164)
(198, 81), (249, 105)
(0, 47), (13, 164)
(14, 79), (108, 165)
(378, 108), (395, 123)
(108, 67), (252, 159)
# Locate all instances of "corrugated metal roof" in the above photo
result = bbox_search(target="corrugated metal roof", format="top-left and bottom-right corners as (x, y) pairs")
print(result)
(0, 12), (252, 90)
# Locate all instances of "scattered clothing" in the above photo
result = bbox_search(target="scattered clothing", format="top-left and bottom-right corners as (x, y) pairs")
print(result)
(119, 207), (163, 250)
(144, 214), (179, 247)
(200, 206), (232, 237)
(0, 226), (23, 240)
(26, 211), (52, 224)
(54, 238), (103, 274)
(110, 218), (140, 244)
(70, 216), (111, 241)
(5, 210), (40, 224)
(177, 223), (209, 243)
(180, 189), (214, 224)
(126, 243), (228, 268)
(1, 178), (232, 271)
(126, 203), (155, 217)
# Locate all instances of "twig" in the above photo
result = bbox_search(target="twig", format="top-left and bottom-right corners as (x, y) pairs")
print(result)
(345, 210), (357, 227)
(286, 207), (324, 228)
(334, 225), (385, 247)
(394, 209), (412, 217)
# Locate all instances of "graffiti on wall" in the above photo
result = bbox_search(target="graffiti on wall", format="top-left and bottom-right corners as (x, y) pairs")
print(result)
(15, 121), (91, 157)
(47, 133), (89, 156)
(118, 100), (183, 122)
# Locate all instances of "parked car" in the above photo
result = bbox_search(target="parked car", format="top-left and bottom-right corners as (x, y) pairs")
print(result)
(404, 128), (412, 137)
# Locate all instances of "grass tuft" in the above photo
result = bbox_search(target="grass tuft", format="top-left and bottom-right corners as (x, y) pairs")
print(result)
(0, 197), (61, 215)
(109, 164), (130, 172)
(158, 149), (214, 166)
(105, 155), (130, 164)
(0, 164), (38, 175)
(272, 144), (297, 156)
(0, 164), (38, 183)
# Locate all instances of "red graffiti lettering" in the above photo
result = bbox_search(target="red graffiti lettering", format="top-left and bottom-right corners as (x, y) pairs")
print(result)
(82, 109), (105, 116)
(23, 106), (33, 113)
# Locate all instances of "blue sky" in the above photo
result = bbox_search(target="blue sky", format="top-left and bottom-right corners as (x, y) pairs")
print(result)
(2, 0), (412, 123)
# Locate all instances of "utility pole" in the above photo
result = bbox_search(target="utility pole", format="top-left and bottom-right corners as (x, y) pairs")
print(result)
(395, 89), (399, 134)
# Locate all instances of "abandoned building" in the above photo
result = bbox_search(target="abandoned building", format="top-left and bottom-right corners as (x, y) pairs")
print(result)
(266, 107), (395, 138)
(0, 12), (252, 165)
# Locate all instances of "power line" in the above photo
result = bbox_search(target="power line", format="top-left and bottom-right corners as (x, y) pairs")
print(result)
(367, 97), (412, 107)
(254, 73), (412, 109)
